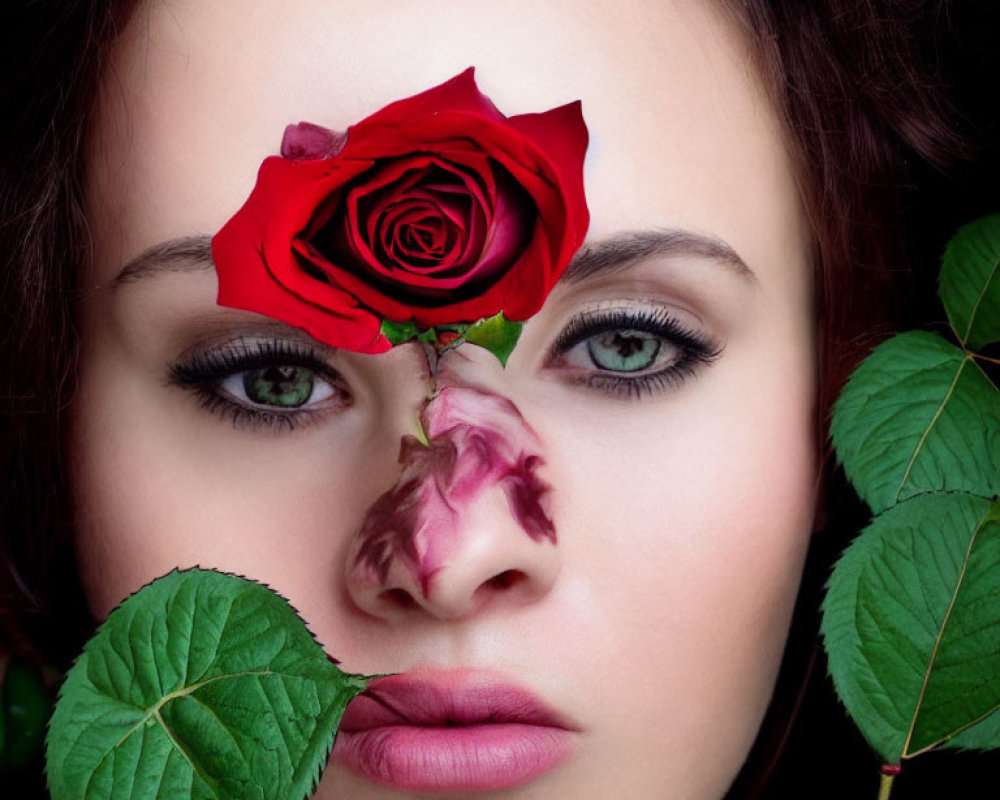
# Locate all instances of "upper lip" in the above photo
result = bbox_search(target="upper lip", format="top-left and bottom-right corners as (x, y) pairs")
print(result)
(339, 670), (577, 732)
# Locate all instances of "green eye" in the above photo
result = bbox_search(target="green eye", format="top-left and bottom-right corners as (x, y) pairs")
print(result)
(242, 366), (315, 407)
(586, 330), (662, 372)
(172, 339), (349, 431)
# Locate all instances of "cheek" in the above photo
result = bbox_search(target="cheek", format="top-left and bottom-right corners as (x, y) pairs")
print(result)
(537, 329), (817, 767)
(67, 340), (394, 622)
(550, 392), (815, 651)
(548, 335), (816, 589)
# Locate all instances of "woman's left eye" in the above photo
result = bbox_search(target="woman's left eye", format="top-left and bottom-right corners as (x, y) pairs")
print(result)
(547, 307), (721, 399)
(577, 329), (672, 373)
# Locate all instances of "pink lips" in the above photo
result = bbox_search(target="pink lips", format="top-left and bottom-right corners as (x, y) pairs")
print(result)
(332, 672), (577, 791)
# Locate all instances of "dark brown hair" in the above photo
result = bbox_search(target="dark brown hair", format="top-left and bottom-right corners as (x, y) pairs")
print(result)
(0, 0), (995, 795)
(718, 3), (998, 796)
(1, 0), (137, 663)
(722, 0), (976, 437)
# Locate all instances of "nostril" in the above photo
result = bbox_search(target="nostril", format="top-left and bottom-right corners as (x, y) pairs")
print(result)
(486, 569), (525, 590)
(381, 587), (418, 609)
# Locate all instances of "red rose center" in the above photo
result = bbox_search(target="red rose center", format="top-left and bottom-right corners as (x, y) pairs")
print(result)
(306, 157), (535, 306)
(379, 197), (466, 268)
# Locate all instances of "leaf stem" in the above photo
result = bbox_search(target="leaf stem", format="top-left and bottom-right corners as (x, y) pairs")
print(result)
(877, 772), (896, 800)
(878, 775), (896, 800)
(972, 352), (1000, 366)
(413, 416), (429, 447)
(877, 764), (901, 800)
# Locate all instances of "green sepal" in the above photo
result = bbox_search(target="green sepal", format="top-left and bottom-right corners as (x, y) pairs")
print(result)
(939, 212), (1000, 350)
(417, 326), (442, 345)
(380, 318), (421, 346)
(46, 568), (370, 800)
(463, 313), (523, 367)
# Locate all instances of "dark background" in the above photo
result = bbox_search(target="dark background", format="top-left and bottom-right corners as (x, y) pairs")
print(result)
(732, 3), (1000, 797)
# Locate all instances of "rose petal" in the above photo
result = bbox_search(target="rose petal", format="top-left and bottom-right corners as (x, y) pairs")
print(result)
(331, 158), (511, 297)
(213, 160), (390, 353)
(328, 112), (578, 320)
(350, 386), (554, 595)
(381, 203), (460, 268)
(213, 69), (589, 348)
(376, 191), (480, 272)
(342, 68), (504, 148)
(281, 121), (348, 161)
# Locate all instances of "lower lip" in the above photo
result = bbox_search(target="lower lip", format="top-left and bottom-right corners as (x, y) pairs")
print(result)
(333, 722), (574, 792)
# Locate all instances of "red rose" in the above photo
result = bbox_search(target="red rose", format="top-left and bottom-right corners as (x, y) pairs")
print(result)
(212, 68), (589, 354)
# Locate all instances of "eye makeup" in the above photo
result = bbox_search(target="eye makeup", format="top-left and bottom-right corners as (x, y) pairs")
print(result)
(545, 304), (723, 400)
(166, 297), (722, 434)
(168, 336), (352, 431)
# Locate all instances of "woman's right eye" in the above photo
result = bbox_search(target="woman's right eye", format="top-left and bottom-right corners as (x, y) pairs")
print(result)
(219, 365), (336, 410)
(169, 338), (351, 431)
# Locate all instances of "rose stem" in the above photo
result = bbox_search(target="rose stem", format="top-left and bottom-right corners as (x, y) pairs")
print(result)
(420, 340), (439, 398)
(877, 768), (898, 800)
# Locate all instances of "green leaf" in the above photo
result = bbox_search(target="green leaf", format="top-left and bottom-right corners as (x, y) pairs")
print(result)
(46, 569), (368, 800)
(822, 493), (1000, 763)
(0, 660), (50, 770)
(948, 697), (1000, 751)
(939, 213), (1000, 350)
(830, 330), (1000, 514)
(463, 313), (523, 367)
(380, 318), (421, 346)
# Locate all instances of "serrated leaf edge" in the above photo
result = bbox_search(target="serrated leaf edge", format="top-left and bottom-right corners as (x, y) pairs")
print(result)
(46, 568), (368, 800)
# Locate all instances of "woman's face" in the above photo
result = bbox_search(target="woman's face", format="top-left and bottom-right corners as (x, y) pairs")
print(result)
(71, 0), (816, 797)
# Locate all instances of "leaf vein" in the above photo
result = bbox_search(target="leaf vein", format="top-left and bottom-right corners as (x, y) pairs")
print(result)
(960, 253), (999, 345)
(901, 503), (992, 757)
(153, 706), (224, 799)
(893, 357), (968, 505)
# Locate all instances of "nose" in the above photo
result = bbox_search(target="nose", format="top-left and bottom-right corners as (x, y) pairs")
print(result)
(345, 386), (560, 621)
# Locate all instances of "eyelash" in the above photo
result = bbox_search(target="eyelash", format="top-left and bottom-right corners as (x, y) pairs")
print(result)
(169, 339), (350, 431)
(548, 307), (722, 400)
(169, 308), (718, 431)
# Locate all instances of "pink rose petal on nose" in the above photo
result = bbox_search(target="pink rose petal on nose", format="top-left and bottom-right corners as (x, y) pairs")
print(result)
(352, 387), (554, 598)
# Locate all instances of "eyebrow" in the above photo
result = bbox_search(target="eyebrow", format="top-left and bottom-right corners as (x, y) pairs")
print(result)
(111, 228), (757, 288)
(112, 234), (215, 288)
(561, 229), (757, 284)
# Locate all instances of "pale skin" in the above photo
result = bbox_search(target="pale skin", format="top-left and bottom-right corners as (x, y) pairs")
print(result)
(71, 0), (817, 798)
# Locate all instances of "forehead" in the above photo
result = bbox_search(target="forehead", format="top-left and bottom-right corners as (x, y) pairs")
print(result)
(86, 0), (806, 286)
